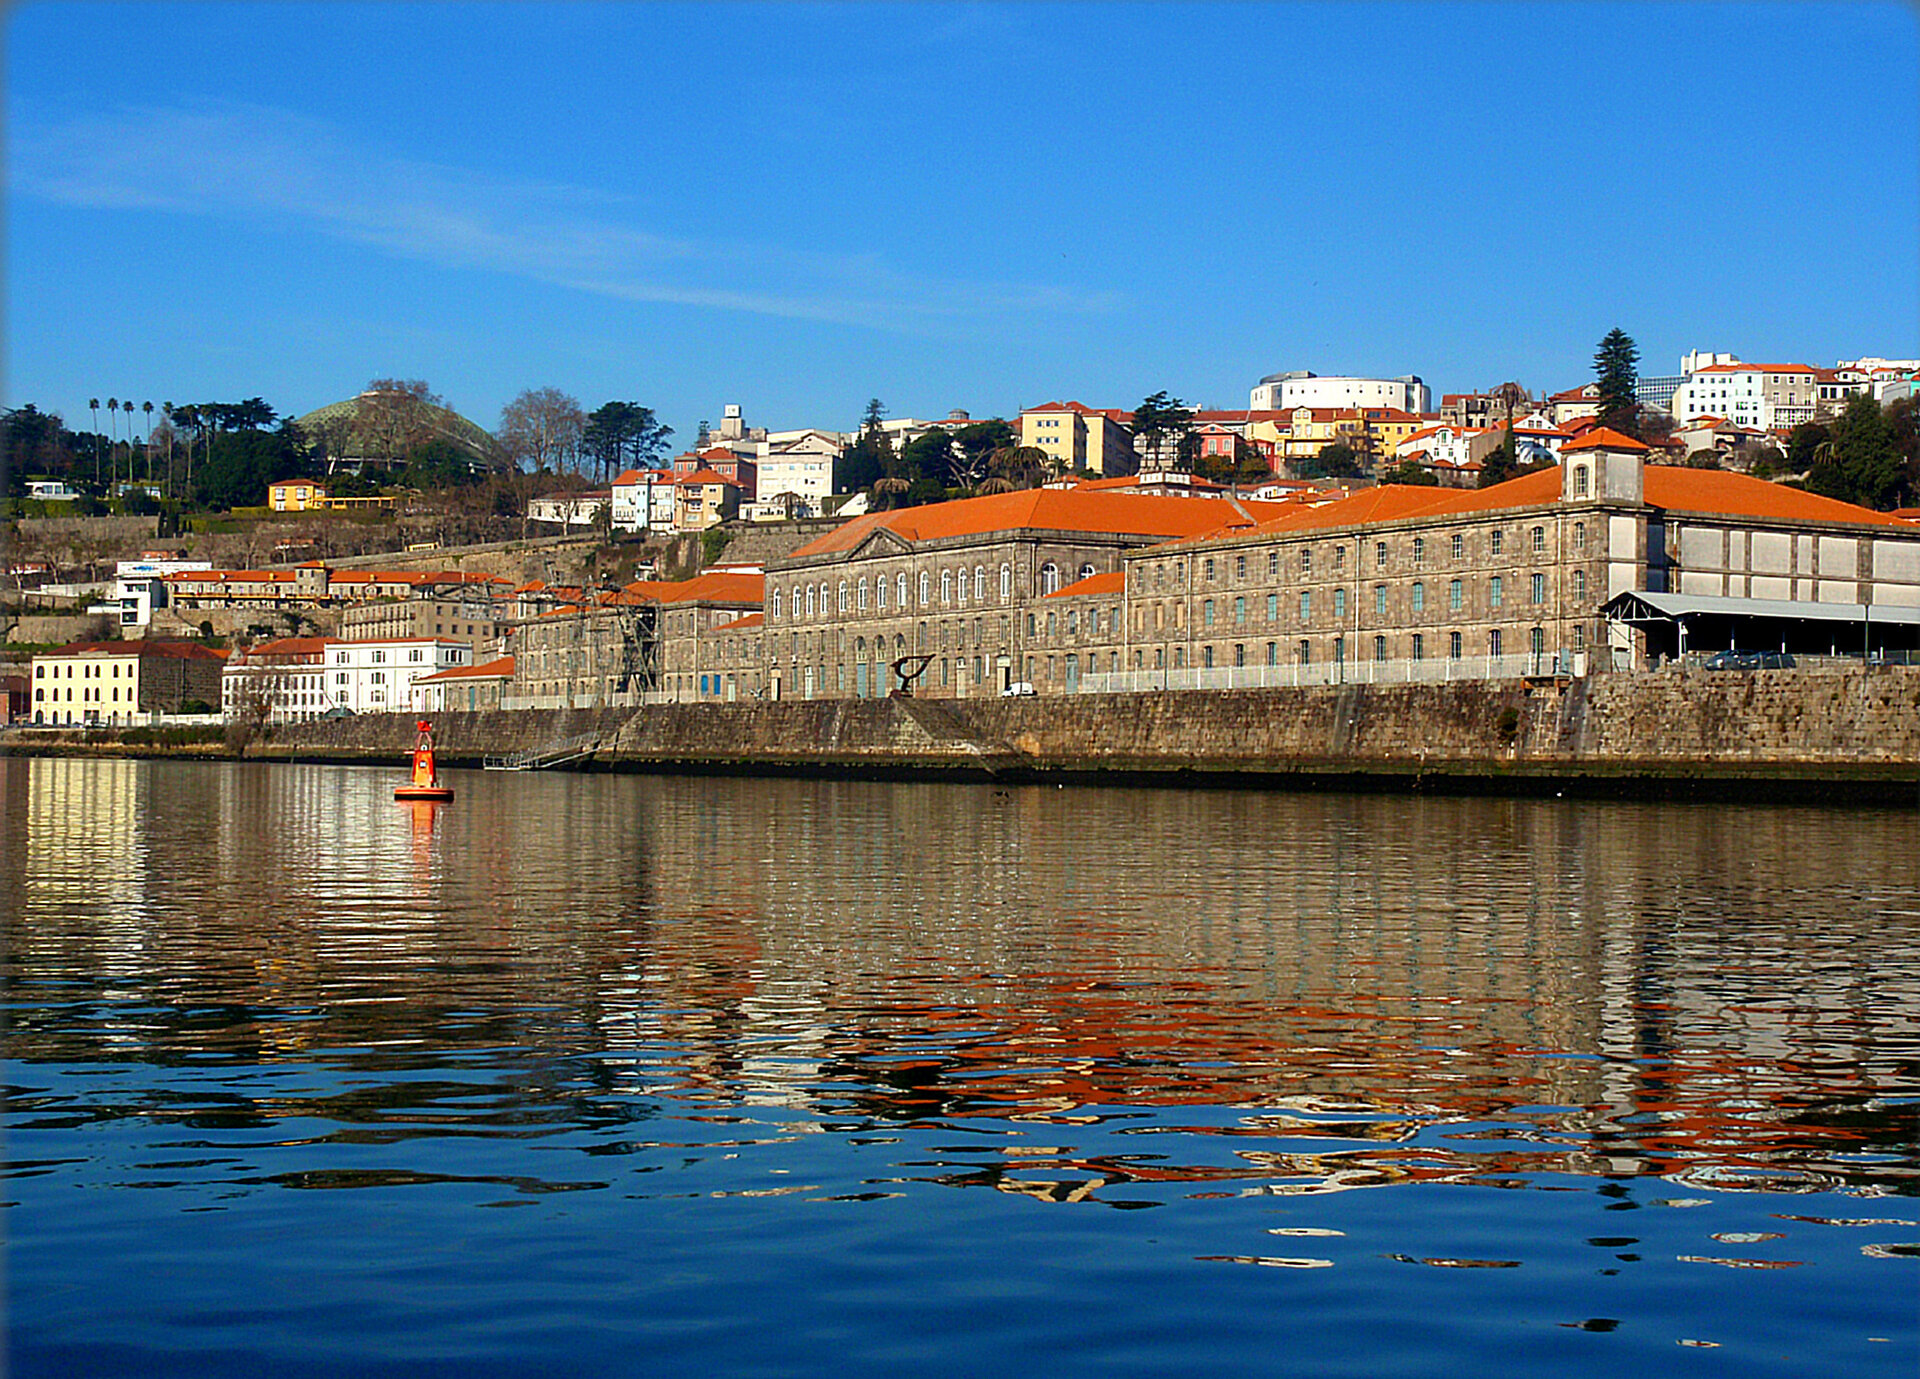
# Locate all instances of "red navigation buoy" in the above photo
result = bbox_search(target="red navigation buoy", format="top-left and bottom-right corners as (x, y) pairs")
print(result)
(395, 719), (455, 802)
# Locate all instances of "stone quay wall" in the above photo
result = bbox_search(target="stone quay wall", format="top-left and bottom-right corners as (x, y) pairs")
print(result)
(229, 665), (1920, 799)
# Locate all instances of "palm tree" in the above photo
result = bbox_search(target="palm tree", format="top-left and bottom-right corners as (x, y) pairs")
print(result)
(124, 402), (137, 485)
(162, 402), (175, 495)
(143, 402), (155, 483)
(106, 398), (120, 486)
(89, 399), (101, 484)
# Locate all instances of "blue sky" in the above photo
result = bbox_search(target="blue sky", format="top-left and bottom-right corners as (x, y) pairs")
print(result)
(8, 1), (1917, 449)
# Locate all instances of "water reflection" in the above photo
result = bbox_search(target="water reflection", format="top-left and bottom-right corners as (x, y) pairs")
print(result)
(6, 760), (1915, 1206)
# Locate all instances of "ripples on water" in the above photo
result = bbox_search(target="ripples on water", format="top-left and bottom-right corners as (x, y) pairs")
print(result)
(3, 756), (1917, 1377)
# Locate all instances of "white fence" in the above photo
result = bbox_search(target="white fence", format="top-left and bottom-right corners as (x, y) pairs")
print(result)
(1078, 651), (1586, 695)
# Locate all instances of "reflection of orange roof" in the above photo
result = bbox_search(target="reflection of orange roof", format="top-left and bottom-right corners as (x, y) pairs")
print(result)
(414, 655), (514, 683)
(1047, 571), (1126, 599)
(624, 571), (764, 605)
(713, 613), (765, 631)
(788, 490), (1281, 558)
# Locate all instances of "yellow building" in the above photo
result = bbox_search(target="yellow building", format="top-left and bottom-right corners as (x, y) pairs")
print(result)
(30, 640), (227, 726)
(1018, 402), (1140, 477)
(268, 479), (329, 512)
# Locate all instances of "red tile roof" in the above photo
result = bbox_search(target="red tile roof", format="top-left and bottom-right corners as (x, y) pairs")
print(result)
(623, 571), (764, 605)
(786, 489), (1282, 559)
(713, 613), (765, 631)
(675, 468), (737, 487)
(45, 639), (227, 660)
(415, 655), (515, 683)
(1047, 571), (1126, 599)
(1562, 427), (1649, 453)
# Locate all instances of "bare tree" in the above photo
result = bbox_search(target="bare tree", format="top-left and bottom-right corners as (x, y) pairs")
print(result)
(356, 378), (443, 468)
(498, 387), (586, 473)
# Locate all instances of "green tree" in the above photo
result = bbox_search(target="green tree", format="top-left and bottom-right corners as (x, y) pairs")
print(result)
(1131, 391), (1194, 468)
(581, 402), (673, 480)
(192, 427), (303, 509)
(835, 399), (895, 493)
(950, 420), (1016, 488)
(1380, 459), (1440, 487)
(1593, 328), (1641, 436)
(899, 428), (960, 487)
(1806, 394), (1905, 510)
(1786, 420), (1831, 474)
(1299, 442), (1367, 480)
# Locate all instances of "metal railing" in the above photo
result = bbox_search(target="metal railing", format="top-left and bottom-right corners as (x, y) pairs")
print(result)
(1077, 651), (1584, 695)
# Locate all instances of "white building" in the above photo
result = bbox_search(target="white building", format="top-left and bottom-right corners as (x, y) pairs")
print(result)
(749, 432), (839, 518)
(221, 637), (333, 723)
(527, 492), (608, 528)
(322, 639), (472, 714)
(610, 469), (676, 533)
(1250, 371), (1431, 415)
(111, 558), (212, 629)
(1670, 361), (1819, 432)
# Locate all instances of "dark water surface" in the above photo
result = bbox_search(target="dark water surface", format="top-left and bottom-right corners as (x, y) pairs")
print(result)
(4, 756), (1917, 1377)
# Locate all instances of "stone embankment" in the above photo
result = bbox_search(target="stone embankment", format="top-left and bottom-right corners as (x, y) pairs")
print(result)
(180, 664), (1920, 801)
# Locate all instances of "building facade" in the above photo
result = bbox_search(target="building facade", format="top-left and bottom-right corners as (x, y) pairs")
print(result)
(1252, 372), (1432, 415)
(763, 489), (1275, 700)
(323, 639), (473, 714)
(30, 640), (227, 726)
(1018, 402), (1140, 477)
(221, 636), (333, 723)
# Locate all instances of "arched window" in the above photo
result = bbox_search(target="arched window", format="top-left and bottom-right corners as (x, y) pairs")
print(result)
(1573, 522), (1587, 552)
(1000, 565), (1012, 601)
(838, 580), (849, 612)
(941, 570), (953, 605)
(1531, 525), (1546, 554)
(1411, 581), (1425, 613)
(896, 573), (908, 607)
(1040, 562), (1060, 594)
(805, 584), (816, 617)
(819, 582), (830, 615)
(1573, 569), (1587, 600)
(1079, 564), (1095, 583)
(876, 575), (887, 610)
(770, 588), (782, 619)
(857, 577), (868, 611)
(975, 566), (986, 602)
(919, 571), (931, 606)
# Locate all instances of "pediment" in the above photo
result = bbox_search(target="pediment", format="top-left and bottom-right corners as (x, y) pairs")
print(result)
(851, 527), (914, 560)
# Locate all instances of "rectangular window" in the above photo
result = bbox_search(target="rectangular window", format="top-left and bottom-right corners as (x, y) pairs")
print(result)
(1333, 588), (1346, 619)
(1375, 542), (1388, 570)
(1374, 585), (1387, 617)
(1411, 633), (1424, 661)
(1489, 575), (1503, 608)
(1531, 573), (1546, 604)
(1267, 593), (1278, 621)
(1449, 579), (1463, 612)
(1299, 590), (1311, 621)
(1268, 551), (1279, 578)
(1490, 530), (1504, 556)
(1451, 533), (1464, 561)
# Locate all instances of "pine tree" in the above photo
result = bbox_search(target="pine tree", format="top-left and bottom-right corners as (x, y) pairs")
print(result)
(1593, 328), (1641, 437)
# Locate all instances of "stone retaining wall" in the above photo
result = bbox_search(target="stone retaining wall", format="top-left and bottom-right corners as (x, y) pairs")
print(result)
(39, 666), (1920, 798)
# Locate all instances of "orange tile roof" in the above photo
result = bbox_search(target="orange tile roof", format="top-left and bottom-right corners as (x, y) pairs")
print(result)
(1165, 462), (1910, 548)
(46, 639), (227, 660)
(237, 636), (335, 659)
(415, 655), (515, 682)
(713, 613), (765, 631)
(1562, 426), (1649, 453)
(785, 489), (1282, 559)
(1046, 571), (1126, 599)
(623, 571), (764, 605)
(1692, 362), (1816, 375)
(676, 468), (735, 486)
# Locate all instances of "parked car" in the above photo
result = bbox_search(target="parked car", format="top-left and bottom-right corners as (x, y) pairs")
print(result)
(1705, 650), (1795, 670)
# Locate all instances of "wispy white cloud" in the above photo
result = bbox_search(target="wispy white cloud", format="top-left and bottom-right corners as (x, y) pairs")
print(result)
(12, 101), (1119, 330)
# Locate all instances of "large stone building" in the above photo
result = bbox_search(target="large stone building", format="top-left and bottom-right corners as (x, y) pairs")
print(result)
(755, 433), (1920, 699)
(763, 488), (1279, 699)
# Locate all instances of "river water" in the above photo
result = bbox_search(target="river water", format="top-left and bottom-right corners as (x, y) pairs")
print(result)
(4, 756), (1917, 1377)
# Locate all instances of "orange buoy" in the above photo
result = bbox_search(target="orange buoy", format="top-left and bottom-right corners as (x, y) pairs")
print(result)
(395, 719), (455, 802)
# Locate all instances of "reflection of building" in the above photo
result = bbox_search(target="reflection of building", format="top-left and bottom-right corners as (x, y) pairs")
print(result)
(30, 640), (226, 725)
